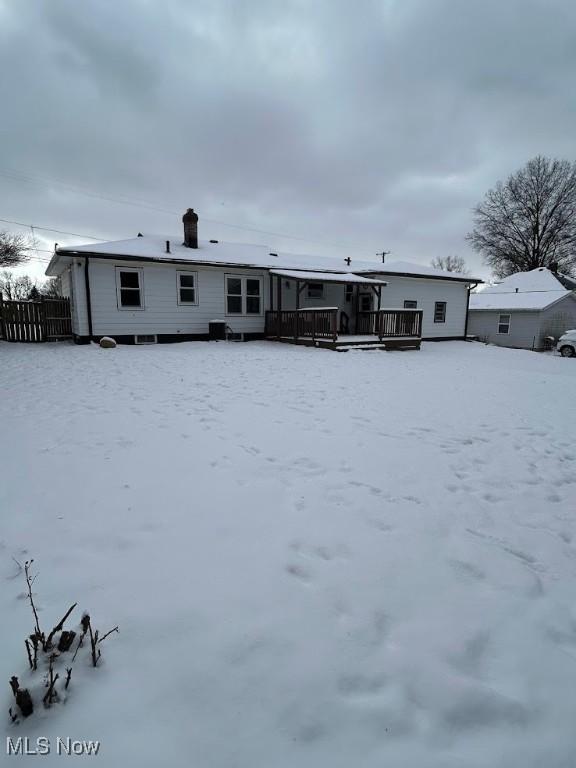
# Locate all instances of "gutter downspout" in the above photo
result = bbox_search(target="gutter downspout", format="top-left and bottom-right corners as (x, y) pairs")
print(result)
(84, 256), (94, 340)
(464, 282), (479, 339)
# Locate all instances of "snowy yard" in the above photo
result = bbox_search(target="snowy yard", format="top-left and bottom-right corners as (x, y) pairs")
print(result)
(2, 339), (576, 767)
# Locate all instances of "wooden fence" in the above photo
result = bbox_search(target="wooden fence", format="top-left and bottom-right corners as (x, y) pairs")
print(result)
(0, 297), (72, 342)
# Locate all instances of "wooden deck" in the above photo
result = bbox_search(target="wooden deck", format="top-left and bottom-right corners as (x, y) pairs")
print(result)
(265, 308), (422, 351)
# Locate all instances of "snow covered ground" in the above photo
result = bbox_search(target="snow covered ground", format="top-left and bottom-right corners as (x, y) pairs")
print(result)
(1, 340), (576, 767)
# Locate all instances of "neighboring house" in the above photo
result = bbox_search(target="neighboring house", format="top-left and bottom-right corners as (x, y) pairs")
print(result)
(46, 209), (482, 345)
(468, 267), (576, 350)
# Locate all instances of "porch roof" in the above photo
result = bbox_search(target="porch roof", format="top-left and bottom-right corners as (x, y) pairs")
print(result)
(269, 269), (387, 286)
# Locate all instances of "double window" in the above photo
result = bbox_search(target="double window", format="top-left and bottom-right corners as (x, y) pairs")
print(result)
(177, 271), (198, 305)
(434, 301), (446, 323)
(226, 275), (262, 315)
(116, 268), (144, 309)
(498, 314), (511, 334)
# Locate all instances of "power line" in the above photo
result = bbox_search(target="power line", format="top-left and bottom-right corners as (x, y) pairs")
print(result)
(0, 217), (105, 241)
(0, 167), (371, 254)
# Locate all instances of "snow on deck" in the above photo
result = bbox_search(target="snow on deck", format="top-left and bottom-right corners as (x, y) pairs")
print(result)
(1, 341), (576, 767)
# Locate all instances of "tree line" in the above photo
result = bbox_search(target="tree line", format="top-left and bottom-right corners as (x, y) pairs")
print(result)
(0, 231), (61, 300)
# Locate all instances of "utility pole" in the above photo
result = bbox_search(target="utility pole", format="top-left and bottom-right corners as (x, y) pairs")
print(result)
(376, 250), (391, 263)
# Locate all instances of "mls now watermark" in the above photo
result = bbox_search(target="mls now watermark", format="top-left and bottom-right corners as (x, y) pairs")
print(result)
(7, 737), (101, 756)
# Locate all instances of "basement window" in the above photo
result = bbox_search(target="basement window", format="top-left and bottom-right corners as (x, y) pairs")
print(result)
(134, 335), (157, 345)
(498, 314), (511, 334)
(116, 268), (144, 309)
(434, 301), (446, 323)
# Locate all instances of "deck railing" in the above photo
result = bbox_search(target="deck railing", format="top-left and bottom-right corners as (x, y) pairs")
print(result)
(265, 307), (423, 343)
(265, 308), (338, 341)
(357, 308), (423, 340)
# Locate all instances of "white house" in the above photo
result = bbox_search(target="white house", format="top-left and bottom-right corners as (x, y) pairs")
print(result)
(468, 267), (576, 350)
(45, 209), (482, 348)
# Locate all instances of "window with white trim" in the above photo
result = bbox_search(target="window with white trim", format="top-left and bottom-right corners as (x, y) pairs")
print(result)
(116, 268), (144, 309)
(498, 313), (511, 334)
(177, 271), (198, 305)
(307, 282), (324, 299)
(434, 301), (446, 323)
(404, 300), (417, 309)
(225, 275), (263, 315)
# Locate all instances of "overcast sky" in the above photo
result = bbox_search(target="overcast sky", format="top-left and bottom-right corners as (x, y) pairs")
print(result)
(1, 0), (575, 281)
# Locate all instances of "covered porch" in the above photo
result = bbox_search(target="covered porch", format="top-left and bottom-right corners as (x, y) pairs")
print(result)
(265, 269), (423, 350)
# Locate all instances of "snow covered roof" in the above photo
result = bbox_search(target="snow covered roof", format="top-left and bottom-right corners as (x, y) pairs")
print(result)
(47, 234), (482, 283)
(469, 267), (575, 311)
(269, 269), (387, 285)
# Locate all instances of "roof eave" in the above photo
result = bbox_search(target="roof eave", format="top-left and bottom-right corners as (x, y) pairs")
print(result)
(357, 268), (484, 284)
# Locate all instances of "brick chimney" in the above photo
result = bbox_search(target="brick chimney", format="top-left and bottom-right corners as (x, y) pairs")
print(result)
(182, 208), (198, 248)
(549, 261), (559, 274)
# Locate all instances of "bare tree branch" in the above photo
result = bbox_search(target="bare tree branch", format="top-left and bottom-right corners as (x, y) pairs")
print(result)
(467, 156), (576, 278)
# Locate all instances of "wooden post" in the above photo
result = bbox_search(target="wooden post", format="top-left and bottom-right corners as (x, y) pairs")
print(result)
(377, 286), (383, 340)
(269, 273), (274, 312)
(276, 275), (282, 340)
(354, 283), (360, 335)
(332, 309), (337, 342)
(295, 280), (300, 340)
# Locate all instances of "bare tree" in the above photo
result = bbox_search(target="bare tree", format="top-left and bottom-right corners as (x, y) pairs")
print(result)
(0, 232), (31, 268)
(40, 277), (62, 298)
(431, 255), (467, 273)
(467, 156), (576, 278)
(0, 271), (34, 301)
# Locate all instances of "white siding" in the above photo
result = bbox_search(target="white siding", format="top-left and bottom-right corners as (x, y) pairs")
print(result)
(59, 268), (71, 298)
(365, 275), (469, 338)
(71, 260), (89, 336)
(70, 257), (471, 340)
(86, 259), (269, 337)
(541, 295), (576, 339)
(467, 310), (542, 349)
(468, 296), (576, 350)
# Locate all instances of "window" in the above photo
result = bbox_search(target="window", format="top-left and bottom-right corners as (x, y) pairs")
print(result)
(434, 301), (446, 323)
(116, 268), (143, 309)
(177, 271), (198, 305)
(498, 313), (511, 334)
(345, 285), (353, 303)
(307, 282), (324, 299)
(225, 275), (262, 315)
(404, 300), (417, 309)
(246, 278), (261, 314)
(359, 293), (372, 312)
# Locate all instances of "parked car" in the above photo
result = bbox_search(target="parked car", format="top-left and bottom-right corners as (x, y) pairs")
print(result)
(557, 330), (576, 357)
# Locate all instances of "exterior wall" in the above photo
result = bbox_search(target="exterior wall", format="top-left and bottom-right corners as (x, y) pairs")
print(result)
(467, 310), (543, 349)
(77, 258), (269, 339)
(468, 296), (576, 350)
(69, 256), (472, 342)
(59, 268), (71, 299)
(70, 261), (89, 337)
(540, 295), (576, 339)
(365, 275), (469, 338)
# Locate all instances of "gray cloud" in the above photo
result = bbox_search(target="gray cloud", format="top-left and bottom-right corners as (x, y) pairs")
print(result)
(1, 0), (576, 279)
